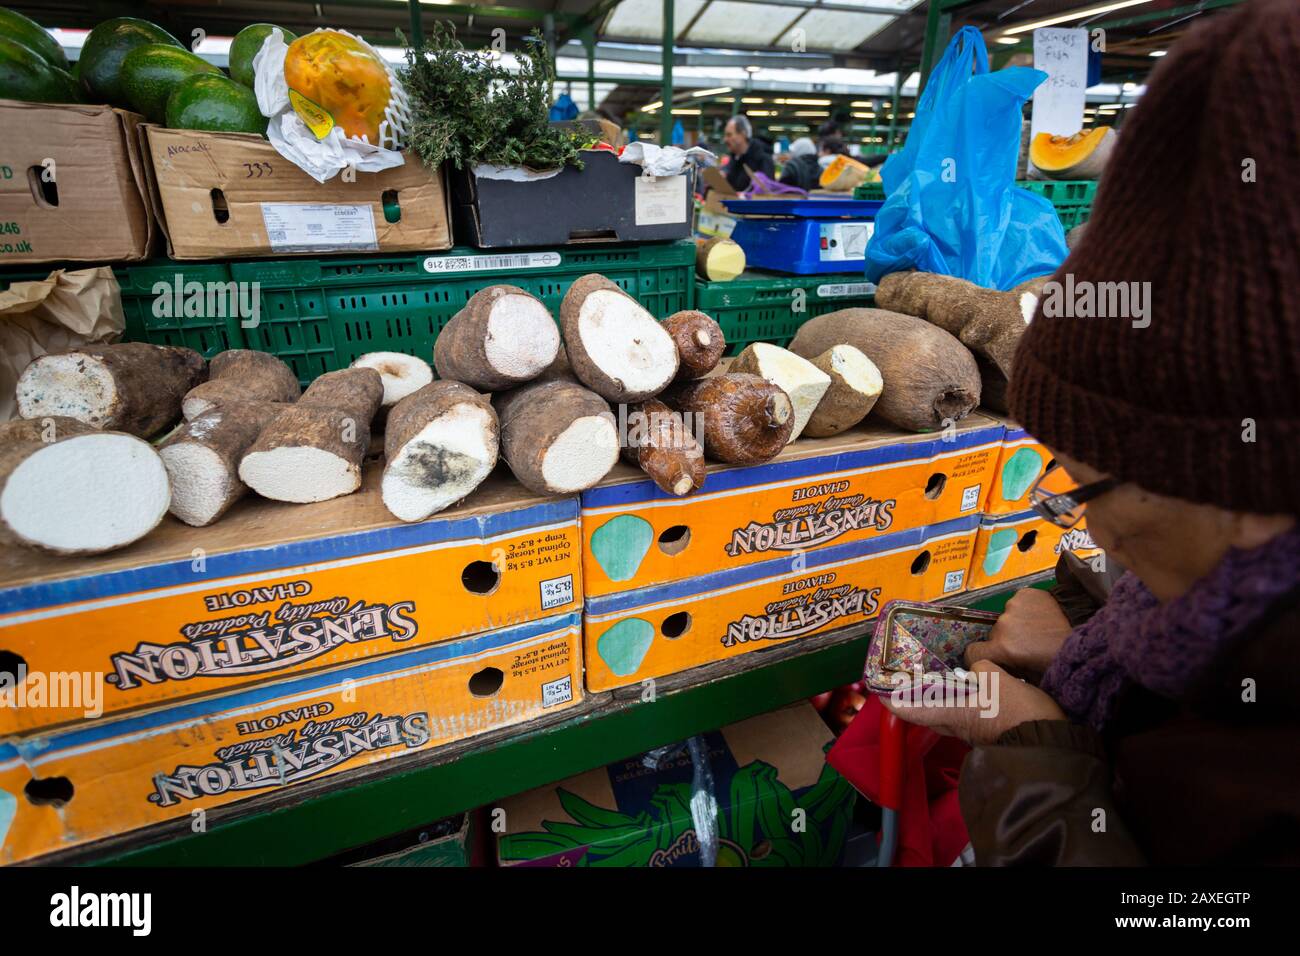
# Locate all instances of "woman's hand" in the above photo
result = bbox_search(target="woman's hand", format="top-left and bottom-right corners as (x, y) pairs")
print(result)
(878, 660), (1067, 746)
(964, 587), (1072, 678)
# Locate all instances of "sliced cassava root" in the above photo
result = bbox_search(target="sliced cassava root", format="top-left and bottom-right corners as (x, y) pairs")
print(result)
(494, 379), (619, 495)
(730, 342), (831, 443)
(159, 402), (286, 526)
(621, 399), (706, 496)
(788, 308), (980, 432)
(804, 345), (883, 438)
(663, 310), (726, 381)
(695, 237), (746, 281)
(560, 274), (679, 402)
(238, 368), (384, 503)
(17, 342), (206, 438)
(434, 285), (561, 391)
(0, 416), (170, 554)
(182, 350), (299, 421)
(663, 372), (793, 464)
(382, 381), (499, 521)
(875, 271), (1036, 380)
(351, 351), (434, 407)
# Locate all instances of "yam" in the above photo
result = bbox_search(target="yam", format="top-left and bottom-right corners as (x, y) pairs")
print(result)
(494, 379), (619, 495)
(662, 373), (793, 464)
(787, 308), (980, 432)
(695, 237), (746, 281)
(238, 368), (384, 503)
(382, 381), (499, 521)
(433, 285), (561, 391)
(0, 416), (170, 554)
(730, 342), (831, 442)
(351, 351), (435, 407)
(560, 274), (679, 402)
(182, 349), (299, 420)
(803, 345), (883, 438)
(17, 343), (206, 438)
(663, 310), (726, 381)
(621, 398), (706, 497)
(159, 402), (286, 526)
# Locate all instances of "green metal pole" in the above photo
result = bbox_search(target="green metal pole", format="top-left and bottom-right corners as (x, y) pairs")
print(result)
(886, 64), (901, 149)
(408, 0), (423, 47)
(582, 29), (596, 112)
(660, 0), (674, 143)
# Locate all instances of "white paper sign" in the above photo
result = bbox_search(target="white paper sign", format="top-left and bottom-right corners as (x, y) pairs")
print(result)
(634, 175), (688, 226)
(260, 203), (378, 252)
(1031, 28), (1089, 140)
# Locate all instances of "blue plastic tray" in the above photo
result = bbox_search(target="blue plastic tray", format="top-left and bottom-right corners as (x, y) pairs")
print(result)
(723, 198), (882, 218)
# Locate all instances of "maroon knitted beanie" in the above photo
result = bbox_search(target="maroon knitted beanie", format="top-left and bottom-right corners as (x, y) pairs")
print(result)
(1008, 0), (1300, 515)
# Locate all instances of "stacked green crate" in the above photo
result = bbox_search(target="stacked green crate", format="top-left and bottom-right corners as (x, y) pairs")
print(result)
(696, 272), (876, 354)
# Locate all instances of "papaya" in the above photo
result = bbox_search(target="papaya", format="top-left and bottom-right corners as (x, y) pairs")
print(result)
(78, 17), (181, 106)
(0, 7), (69, 70)
(283, 30), (395, 144)
(1030, 127), (1116, 181)
(166, 72), (267, 135)
(121, 43), (218, 122)
(229, 23), (295, 88)
(0, 34), (81, 103)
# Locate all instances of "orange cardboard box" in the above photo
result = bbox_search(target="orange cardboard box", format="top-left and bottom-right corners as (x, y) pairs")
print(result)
(967, 510), (1102, 590)
(980, 411), (1057, 516)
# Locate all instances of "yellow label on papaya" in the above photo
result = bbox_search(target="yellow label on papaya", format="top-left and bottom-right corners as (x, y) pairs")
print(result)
(288, 89), (336, 139)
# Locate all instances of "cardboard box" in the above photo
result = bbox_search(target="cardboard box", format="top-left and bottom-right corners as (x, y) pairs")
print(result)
(981, 411), (1056, 516)
(0, 611), (582, 865)
(497, 702), (855, 867)
(583, 514), (979, 692)
(0, 100), (155, 265)
(449, 149), (692, 247)
(0, 469), (581, 735)
(967, 510), (1102, 590)
(140, 126), (452, 260)
(580, 414), (1003, 599)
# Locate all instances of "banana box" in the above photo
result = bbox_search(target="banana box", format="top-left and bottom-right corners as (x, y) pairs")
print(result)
(0, 467), (582, 736)
(580, 415), (1003, 600)
(981, 413), (1055, 516)
(967, 510), (1102, 590)
(0, 611), (582, 865)
(583, 514), (980, 692)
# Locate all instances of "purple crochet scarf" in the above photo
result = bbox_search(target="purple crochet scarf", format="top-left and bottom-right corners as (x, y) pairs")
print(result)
(1041, 527), (1300, 732)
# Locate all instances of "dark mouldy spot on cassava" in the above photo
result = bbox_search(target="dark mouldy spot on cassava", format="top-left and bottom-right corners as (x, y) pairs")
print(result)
(393, 443), (482, 491)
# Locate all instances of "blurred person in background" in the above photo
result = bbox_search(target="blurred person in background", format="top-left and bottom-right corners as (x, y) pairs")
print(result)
(779, 136), (820, 190)
(721, 114), (774, 192)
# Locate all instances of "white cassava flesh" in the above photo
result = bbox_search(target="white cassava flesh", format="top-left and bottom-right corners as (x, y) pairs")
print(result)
(560, 275), (679, 402)
(804, 345), (883, 438)
(541, 415), (619, 492)
(1, 430), (170, 554)
(434, 286), (560, 390)
(493, 378), (620, 495)
(730, 342), (831, 442)
(239, 444), (360, 503)
(159, 402), (284, 526)
(351, 351), (435, 406)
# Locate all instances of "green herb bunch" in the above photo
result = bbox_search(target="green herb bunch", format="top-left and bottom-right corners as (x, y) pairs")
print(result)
(401, 23), (596, 171)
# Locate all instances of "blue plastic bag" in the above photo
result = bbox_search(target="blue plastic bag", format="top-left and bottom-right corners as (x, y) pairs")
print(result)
(866, 27), (1068, 291)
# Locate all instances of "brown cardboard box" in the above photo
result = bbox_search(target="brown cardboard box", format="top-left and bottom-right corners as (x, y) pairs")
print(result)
(141, 126), (452, 260)
(0, 100), (155, 265)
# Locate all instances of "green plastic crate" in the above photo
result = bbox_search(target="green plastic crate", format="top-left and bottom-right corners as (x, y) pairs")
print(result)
(1017, 180), (1098, 230)
(852, 182), (885, 201)
(118, 241), (696, 385)
(696, 271), (876, 355)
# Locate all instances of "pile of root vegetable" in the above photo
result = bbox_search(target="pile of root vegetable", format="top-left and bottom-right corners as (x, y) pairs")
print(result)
(1, 270), (1038, 557)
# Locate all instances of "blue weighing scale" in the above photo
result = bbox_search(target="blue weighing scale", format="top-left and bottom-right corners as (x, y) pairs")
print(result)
(723, 197), (883, 275)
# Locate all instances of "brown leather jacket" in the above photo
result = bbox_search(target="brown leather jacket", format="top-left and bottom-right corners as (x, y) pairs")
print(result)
(958, 588), (1300, 865)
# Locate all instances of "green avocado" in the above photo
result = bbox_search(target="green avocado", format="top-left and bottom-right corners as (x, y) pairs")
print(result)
(78, 17), (181, 106)
(121, 43), (218, 122)
(0, 34), (81, 103)
(165, 73), (267, 134)
(228, 23), (295, 88)
(0, 7), (69, 70)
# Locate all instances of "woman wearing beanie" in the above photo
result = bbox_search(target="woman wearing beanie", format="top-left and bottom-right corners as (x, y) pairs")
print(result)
(883, 0), (1300, 865)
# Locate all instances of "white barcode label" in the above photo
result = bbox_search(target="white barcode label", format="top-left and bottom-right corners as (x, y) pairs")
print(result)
(943, 569), (966, 593)
(542, 676), (573, 708)
(259, 203), (377, 252)
(816, 281), (876, 297)
(540, 574), (574, 610)
(960, 484), (982, 512)
(422, 251), (561, 273)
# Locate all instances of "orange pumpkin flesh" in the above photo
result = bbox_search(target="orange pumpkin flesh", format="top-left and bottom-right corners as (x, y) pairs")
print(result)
(1030, 127), (1115, 179)
(283, 31), (392, 143)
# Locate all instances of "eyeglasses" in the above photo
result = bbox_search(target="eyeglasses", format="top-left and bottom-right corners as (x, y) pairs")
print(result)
(1028, 463), (1119, 529)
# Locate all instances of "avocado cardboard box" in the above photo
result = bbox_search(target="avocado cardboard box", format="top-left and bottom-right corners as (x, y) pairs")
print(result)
(450, 148), (693, 248)
(497, 702), (855, 867)
(0, 610), (582, 865)
(979, 409), (1056, 516)
(0, 100), (156, 266)
(139, 126), (452, 260)
(581, 413), (1003, 600)
(967, 509), (1102, 590)
(0, 466), (581, 736)
(583, 514), (979, 692)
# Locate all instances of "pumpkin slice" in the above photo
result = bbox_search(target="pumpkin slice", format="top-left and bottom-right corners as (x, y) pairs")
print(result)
(1030, 127), (1116, 180)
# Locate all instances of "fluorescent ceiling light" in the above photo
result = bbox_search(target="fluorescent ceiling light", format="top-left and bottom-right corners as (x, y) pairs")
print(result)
(642, 100), (663, 112)
(775, 98), (831, 106)
(1001, 0), (1152, 37)
(1149, 50), (1167, 57)
(692, 87), (733, 97)
(747, 110), (777, 116)
(741, 97), (765, 103)
(996, 37), (1020, 45)
(671, 109), (701, 115)
(795, 111), (830, 117)
(852, 112), (876, 119)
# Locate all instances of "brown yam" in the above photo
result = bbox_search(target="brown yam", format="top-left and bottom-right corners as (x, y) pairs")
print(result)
(803, 345), (883, 438)
(621, 398), (707, 496)
(560, 274), (679, 402)
(663, 310), (726, 381)
(182, 350), (300, 420)
(729, 342), (831, 442)
(16, 342), (206, 438)
(787, 308), (980, 432)
(434, 285), (561, 391)
(493, 378), (620, 495)
(662, 372), (793, 464)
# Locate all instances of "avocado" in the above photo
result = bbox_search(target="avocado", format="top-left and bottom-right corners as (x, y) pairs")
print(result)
(0, 7), (69, 70)
(121, 43), (218, 122)
(78, 17), (181, 106)
(0, 34), (81, 103)
(166, 73), (267, 135)
(229, 23), (295, 88)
